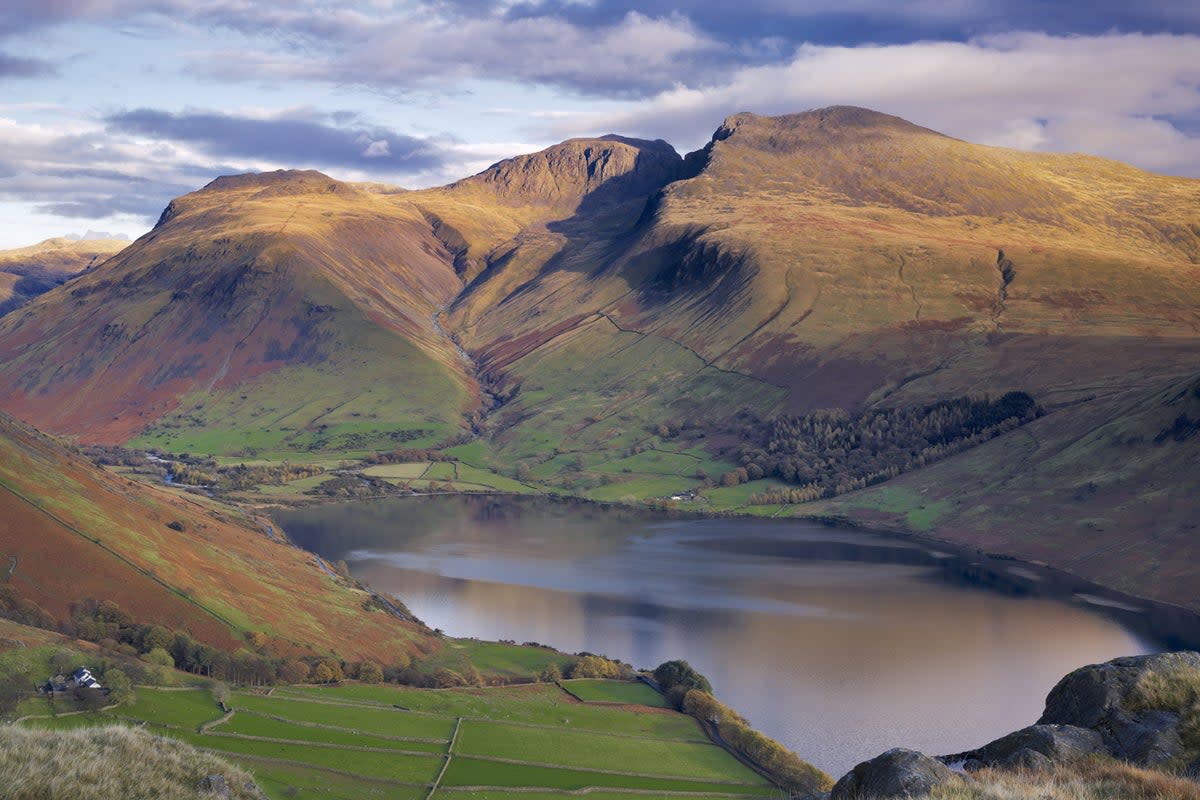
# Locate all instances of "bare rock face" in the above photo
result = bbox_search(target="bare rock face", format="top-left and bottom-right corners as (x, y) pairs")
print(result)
(1037, 651), (1200, 765)
(830, 748), (959, 799)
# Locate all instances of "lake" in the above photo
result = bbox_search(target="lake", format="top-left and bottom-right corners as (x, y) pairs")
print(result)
(273, 495), (1153, 776)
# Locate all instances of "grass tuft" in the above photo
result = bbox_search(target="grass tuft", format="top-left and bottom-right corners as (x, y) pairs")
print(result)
(931, 759), (1200, 800)
(0, 724), (262, 800)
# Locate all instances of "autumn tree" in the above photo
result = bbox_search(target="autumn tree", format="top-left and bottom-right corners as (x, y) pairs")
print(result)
(358, 661), (384, 684)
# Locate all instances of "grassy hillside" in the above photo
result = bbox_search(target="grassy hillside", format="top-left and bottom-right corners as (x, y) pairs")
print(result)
(0, 409), (434, 663)
(0, 171), (473, 455)
(0, 725), (263, 800)
(450, 107), (1199, 420)
(802, 370), (1200, 613)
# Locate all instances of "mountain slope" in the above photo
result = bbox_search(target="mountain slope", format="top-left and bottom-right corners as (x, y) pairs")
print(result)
(427, 107), (1199, 473)
(0, 237), (125, 316)
(0, 409), (432, 662)
(810, 368), (1200, 613)
(0, 171), (475, 454)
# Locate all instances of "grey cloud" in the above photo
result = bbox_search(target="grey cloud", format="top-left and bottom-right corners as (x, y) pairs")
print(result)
(7, 2), (1200, 100)
(548, 32), (1200, 178)
(105, 109), (445, 174)
(0, 0), (120, 36)
(0, 52), (55, 77)
(13, 2), (1199, 99)
(3, 169), (196, 220)
(39, 191), (182, 219)
(186, 8), (724, 98)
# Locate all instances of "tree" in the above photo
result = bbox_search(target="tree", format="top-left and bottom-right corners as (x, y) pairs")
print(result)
(653, 660), (712, 708)
(141, 625), (173, 653)
(75, 686), (107, 712)
(432, 668), (467, 688)
(102, 668), (133, 706)
(358, 661), (384, 684)
(312, 660), (343, 684)
(538, 662), (562, 683)
(0, 669), (29, 715)
(569, 655), (620, 679)
(143, 647), (174, 668)
(278, 659), (311, 685)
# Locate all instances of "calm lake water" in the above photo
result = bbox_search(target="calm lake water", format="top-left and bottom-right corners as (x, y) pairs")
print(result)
(273, 495), (1152, 776)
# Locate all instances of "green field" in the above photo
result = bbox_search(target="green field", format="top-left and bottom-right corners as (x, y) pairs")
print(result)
(560, 678), (669, 707)
(440, 757), (778, 795)
(14, 679), (777, 800)
(276, 683), (703, 739)
(363, 462), (431, 479)
(423, 639), (575, 679)
(456, 719), (761, 782)
(112, 687), (227, 729)
(219, 712), (449, 751)
(231, 693), (456, 739)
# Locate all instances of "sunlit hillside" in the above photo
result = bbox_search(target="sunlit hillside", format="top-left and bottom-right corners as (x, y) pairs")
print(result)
(0, 237), (126, 316)
(0, 410), (433, 663)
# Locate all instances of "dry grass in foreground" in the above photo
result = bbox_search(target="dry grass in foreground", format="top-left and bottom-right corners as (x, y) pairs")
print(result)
(932, 760), (1200, 800)
(0, 725), (262, 800)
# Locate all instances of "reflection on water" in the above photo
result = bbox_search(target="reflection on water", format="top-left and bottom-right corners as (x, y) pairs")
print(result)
(274, 496), (1152, 776)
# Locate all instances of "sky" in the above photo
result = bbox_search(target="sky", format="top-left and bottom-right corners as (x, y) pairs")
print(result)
(0, 1), (1198, 248)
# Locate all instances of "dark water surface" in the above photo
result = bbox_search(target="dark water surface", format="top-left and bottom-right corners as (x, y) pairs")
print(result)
(273, 495), (1152, 776)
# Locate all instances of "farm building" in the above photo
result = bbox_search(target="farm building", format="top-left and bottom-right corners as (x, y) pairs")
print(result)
(42, 667), (103, 694)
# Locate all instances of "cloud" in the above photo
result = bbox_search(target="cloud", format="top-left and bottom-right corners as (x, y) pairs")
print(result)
(545, 32), (1200, 177)
(188, 9), (723, 97)
(0, 107), (459, 229)
(9, 2), (1200, 98)
(105, 108), (445, 173)
(0, 52), (55, 77)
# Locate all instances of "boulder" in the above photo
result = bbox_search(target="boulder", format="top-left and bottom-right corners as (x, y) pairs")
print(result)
(831, 748), (959, 799)
(1038, 652), (1200, 729)
(1110, 709), (1184, 766)
(1037, 652), (1200, 765)
(196, 774), (230, 798)
(958, 724), (1106, 767)
(998, 747), (1053, 772)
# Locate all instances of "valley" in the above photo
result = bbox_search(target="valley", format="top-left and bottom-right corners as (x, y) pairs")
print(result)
(0, 105), (1198, 799)
(1, 107), (1187, 616)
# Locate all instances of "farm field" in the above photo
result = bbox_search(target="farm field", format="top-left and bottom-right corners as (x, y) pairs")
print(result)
(560, 678), (670, 707)
(15, 680), (783, 799)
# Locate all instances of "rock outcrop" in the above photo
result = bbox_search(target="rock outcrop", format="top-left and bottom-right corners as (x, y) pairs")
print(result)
(834, 653), (1200, 798)
(1037, 651), (1200, 766)
(830, 748), (960, 799)
(947, 723), (1106, 771)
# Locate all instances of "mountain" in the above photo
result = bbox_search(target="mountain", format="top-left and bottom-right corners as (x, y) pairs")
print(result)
(443, 107), (1199, 458)
(0, 409), (432, 663)
(0, 107), (1196, 610)
(0, 171), (474, 453)
(0, 236), (125, 316)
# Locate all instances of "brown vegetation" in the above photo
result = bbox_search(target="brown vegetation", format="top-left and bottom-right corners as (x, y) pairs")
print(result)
(932, 760), (1200, 800)
(0, 410), (436, 666)
(683, 688), (833, 794)
(0, 725), (262, 800)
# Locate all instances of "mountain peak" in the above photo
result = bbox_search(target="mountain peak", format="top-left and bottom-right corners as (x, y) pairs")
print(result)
(712, 106), (944, 148)
(453, 135), (682, 211)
